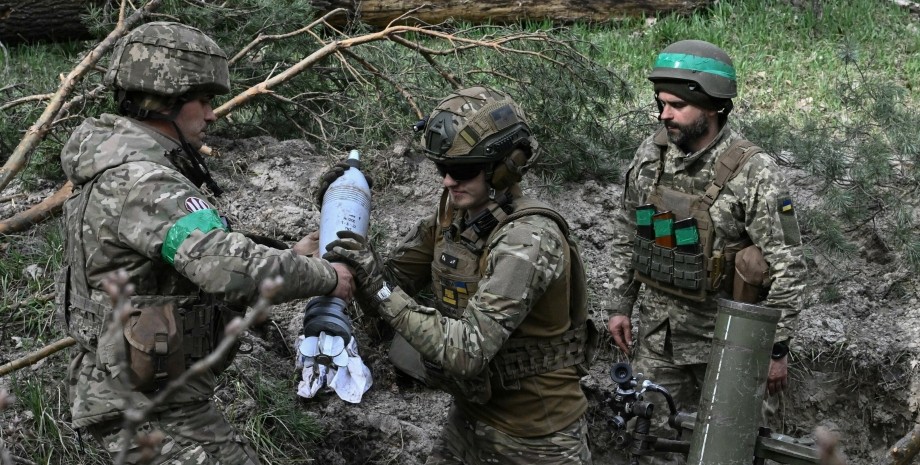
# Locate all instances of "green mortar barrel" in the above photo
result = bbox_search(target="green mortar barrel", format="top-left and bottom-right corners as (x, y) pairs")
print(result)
(687, 298), (781, 465)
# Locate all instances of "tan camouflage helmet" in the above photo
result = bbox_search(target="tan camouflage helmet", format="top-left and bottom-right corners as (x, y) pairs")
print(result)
(648, 40), (737, 99)
(104, 21), (230, 98)
(422, 86), (538, 166)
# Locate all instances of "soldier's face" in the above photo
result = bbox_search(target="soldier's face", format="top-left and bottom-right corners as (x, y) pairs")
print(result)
(173, 94), (216, 149)
(442, 169), (490, 214)
(657, 91), (716, 151)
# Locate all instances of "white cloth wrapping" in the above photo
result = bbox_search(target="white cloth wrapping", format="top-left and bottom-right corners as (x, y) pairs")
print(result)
(295, 332), (372, 403)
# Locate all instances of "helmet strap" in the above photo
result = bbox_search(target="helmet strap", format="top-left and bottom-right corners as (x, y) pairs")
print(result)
(167, 120), (224, 197)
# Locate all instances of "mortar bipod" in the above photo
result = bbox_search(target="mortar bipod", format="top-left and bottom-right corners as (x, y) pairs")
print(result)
(606, 362), (821, 464)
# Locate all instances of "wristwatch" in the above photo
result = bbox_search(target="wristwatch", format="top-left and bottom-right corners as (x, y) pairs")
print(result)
(372, 281), (393, 306)
(771, 341), (790, 360)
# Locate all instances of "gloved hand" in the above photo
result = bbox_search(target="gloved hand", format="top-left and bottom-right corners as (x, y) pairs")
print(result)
(314, 161), (374, 208)
(323, 230), (385, 303)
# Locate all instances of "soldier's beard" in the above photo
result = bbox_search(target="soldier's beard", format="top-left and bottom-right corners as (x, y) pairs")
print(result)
(666, 113), (710, 152)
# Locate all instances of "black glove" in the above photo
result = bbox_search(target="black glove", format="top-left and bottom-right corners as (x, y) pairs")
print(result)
(314, 161), (374, 208)
(323, 230), (385, 302)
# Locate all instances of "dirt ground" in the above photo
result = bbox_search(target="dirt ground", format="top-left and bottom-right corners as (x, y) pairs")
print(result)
(2, 132), (918, 464)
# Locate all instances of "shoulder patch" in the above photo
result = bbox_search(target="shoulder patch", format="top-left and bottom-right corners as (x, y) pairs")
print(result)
(778, 198), (794, 215)
(184, 197), (210, 213)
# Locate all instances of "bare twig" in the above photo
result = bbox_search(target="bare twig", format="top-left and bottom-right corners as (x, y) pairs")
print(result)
(0, 94), (54, 111)
(0, 337), (76, 377)
(0, 0), (163, 194)
(228, 8), (348, 66)
(340, 49), (423, 119)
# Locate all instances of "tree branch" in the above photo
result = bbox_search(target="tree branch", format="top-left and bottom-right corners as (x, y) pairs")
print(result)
(0, 337), (76, 377)
(0, 0), (163, 195)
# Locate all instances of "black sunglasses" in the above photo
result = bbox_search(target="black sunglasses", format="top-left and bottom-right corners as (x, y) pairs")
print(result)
(435, 163), (487, 181)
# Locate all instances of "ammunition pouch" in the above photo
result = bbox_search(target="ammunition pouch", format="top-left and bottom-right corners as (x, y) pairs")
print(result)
(635, 236), (709, 302)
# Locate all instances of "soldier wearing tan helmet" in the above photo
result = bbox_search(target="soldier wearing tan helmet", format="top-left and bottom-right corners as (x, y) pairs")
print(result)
(59, 22), (354, 464)
(605, 40), (807, 464)
(320, 86), (597, 464)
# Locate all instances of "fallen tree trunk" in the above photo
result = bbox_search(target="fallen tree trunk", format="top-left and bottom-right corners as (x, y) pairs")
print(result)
(314, 0), (710, 27)
(0, 0), (102, 44)
(0, 181), (72, 234)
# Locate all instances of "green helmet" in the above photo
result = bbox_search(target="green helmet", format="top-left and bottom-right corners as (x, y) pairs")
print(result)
(104, 21), (230, 98)
(648, 40), (737, 99)
(423, 86), (538, 167)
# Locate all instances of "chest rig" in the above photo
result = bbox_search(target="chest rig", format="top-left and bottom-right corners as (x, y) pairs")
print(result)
(403, 188), (595, 404)
(56, 169), (240, 392)
(633, 129), (763, 302)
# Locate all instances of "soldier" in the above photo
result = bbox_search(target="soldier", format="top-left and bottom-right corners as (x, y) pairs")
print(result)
(321, 87), (597, 464)
(57, 22), (354, 464)
(605, 40), (807, 464)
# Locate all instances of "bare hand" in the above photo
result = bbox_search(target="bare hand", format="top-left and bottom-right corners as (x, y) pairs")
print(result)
(607, 315), (633, 354)
(767, 356), (788, 395)
(293, 231), (320, 258)
(328, 262), (356, 301)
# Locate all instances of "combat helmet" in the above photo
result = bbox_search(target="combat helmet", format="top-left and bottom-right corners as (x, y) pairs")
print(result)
(648, 40), (736, 99)
(105, 21), (229, 117)
(422, 86), (538, 189)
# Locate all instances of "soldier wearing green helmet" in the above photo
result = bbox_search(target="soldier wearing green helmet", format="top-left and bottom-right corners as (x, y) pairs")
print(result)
(605, 40), (807, 464)
(58, 21), (354, 464)
(318, 86), (596, 464)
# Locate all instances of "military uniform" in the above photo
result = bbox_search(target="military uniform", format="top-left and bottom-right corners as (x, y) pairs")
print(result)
(59, 115), (336, 463)
(381, 191), (591, 465)
(608, 125), (807, 463)
(324, 86), (593, 465)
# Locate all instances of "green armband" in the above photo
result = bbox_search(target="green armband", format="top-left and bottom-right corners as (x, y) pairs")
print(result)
(161, 209), (228, 265)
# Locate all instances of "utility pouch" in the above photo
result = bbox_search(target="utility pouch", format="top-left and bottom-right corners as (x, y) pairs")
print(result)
(733, 245), (770, 303)
(123, 304), (186, 392)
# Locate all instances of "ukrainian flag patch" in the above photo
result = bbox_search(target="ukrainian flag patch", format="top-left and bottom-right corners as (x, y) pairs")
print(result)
(779, 198), (794, 214)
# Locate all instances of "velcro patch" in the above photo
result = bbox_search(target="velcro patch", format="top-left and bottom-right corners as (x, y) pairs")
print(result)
(439, 252), (459, 269)
(490, 104), (518, 130)
(184, 197), (210, 213)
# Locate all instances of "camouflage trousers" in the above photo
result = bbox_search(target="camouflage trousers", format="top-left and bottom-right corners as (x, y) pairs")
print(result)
(426, 404), (592, 465)
(85, 400), (260, 465)
(631, 344), (785, 465)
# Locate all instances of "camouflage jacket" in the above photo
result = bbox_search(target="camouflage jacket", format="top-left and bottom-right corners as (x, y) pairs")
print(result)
(60, 114), (337, 427)
(378, 193), (587, 437)
(608, 125), (807, 365)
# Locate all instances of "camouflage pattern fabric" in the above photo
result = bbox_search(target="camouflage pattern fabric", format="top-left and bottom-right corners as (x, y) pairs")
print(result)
(104, 21), (230, 97)
(426, 404), (592, 465)
(376, 201), (588, 438)
(608, 125), (807, 365)
(86, 400), (260, 465)
(60, 114), (338, 429)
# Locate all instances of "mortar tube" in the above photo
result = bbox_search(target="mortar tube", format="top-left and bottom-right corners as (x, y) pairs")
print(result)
(687, 299), (781, 465)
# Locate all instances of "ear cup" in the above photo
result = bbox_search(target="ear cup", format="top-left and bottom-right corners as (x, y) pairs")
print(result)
(490, 148), (530, 190)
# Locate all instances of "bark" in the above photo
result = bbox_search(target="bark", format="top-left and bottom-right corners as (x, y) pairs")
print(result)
(0, 0), (103, 44)
(0, 181), (71, 234)
(878, 423), (920, 465)
(0, 337), (76, 377)
(312, 0), (710, 27)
